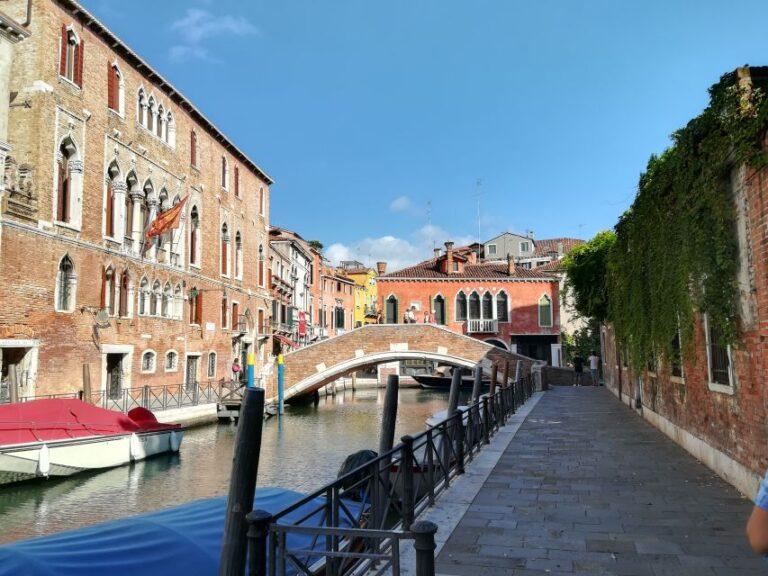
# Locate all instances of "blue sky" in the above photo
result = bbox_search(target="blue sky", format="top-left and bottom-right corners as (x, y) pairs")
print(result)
(85, 0), (768, 269)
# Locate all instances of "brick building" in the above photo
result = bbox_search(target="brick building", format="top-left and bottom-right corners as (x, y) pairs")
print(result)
(0, 0), (272, 398)
(601, 67), (768, 498)
(377, 241), (561, 364)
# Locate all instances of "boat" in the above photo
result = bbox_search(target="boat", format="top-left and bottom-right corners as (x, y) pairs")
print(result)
(0, 487), (364, 576)
(413, 365), (490, 391)
(0, 399), (183, 485)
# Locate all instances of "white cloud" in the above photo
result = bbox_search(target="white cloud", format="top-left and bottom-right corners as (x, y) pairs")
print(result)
(389, 196), (413, 213)
(325, 225), (476, 273)
(169, 8), (258, 62)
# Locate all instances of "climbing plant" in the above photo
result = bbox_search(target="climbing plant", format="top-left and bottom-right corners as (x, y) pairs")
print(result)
(608, 68), (768, 368)
(562, 230), (615, 322)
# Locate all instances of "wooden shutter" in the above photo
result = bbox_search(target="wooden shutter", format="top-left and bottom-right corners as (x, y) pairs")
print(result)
(189, 227), (196, 265)
(107, 63), (116, 109)
(100, 266), (107, 309)
(196, 292), (203, 325)
(221, 237), (227, 274)
(75, 39), (84, 87)
(105, 181), (114, 237)
(59, 25), (67, 77)
(234, 166), (239, 196)
(57, 161), (66, 221)
(190, 131), (197, 166)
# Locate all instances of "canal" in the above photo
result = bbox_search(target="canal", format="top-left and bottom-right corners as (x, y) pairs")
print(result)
(0, 386), (459, 544)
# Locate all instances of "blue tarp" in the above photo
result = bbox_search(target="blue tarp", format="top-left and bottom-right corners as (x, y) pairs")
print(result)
(0, 488), (363, 576)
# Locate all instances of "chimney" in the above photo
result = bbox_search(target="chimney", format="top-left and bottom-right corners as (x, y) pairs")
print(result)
(467, 251), (477, 265)
(507, 254), (514, 276)
(433, 247), (441, 259)
(557, 241), (564, 257)
(445, 241), (454, 273)
(376, 261), (387, 276)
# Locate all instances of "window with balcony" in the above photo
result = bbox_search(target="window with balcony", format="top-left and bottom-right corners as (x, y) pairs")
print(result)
(496, 291), (508, 322)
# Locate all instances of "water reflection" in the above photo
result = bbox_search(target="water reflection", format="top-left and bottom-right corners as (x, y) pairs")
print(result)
(0, 387), (456, 543)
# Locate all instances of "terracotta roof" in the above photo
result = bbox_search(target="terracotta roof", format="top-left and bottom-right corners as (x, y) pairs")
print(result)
(532, 238), (584, 257)
(380, 258), (556, 280)
(534, 259), (566, 273)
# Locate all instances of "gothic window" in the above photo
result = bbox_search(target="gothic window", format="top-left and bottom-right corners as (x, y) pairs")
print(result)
(468, 292), (481, 320)
(234, 165), (240, 197)
(125, 172), (138, 242)
(482, 292), (493, 319)
(174, 284), (183, 320)
(162, 282), (172, 318)
(141, 350), (156, 373)
(235, 231), (243, 279)
(139, 277), (149, 315)
(105, 162), (120, 238)
(221, 296), (228, 329)
(258, 244), (265, 286)
(385, 295), (398, 324)
(538, 294), (552, 327)
(150, 280), (161, 316)
(56, 138), (77, 223)
(189, 286), (203, 325)
(189, 206), (200, 266)
(102, 266), (116, 316)
(156, 104), (165, 139)
(137, 88), (147, 126)
(119, 271), (130, 318)
(207, 352), (217, 379)
(190, 130), (197, 166)
(147, 96), (155, 133)
(55, 255), (76, 312)
(221, 156), (228, 189)
(166, 111), (176, 146)
(259, 187), (264, 215)
(455, 291), (467, 321)
(59, 26), (83, 86)
(221, 223), (229, 276)
(496, 291), (509, 322)
(107, 63), (124, 114)
(433, 294), (446, 325)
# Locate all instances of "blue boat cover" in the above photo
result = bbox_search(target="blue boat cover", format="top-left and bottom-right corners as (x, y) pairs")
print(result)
(0, 488), (363, 576)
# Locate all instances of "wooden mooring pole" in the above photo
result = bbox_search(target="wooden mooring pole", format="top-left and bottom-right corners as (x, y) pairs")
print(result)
(219, 386), (265, 576)
(8, 364), (19, 404)
(471, 364), (483, 403)
(82, 363), (92, 404)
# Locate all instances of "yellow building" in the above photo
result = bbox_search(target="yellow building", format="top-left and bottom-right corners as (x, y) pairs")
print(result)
(339, 262), (378, 327)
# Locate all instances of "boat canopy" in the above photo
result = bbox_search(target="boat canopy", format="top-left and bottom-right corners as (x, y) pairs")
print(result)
(0, 399), (180, 447)
(0, 487), (363, 576)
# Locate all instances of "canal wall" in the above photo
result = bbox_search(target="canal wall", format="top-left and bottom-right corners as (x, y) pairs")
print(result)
(157, 403), (218, 428)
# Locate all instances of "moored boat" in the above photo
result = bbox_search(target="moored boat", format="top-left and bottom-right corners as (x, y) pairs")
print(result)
(0, 399), (183, 485)
(413, 365), (489, 391)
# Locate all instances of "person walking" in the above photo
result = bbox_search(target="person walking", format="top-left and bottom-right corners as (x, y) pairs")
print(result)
(231, 358), (242, 383)
(572, 354), (584, 386)
(588, 351), (600, 386)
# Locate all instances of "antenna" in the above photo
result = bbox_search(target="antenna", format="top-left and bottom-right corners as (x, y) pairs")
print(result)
(475, 179), (482, 247)
(426, 200), (434, 249)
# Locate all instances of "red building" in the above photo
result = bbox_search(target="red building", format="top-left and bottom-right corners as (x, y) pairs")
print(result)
(377, 241), (561, 364)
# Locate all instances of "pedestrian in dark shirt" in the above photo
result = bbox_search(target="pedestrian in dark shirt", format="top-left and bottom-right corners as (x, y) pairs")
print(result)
(572, 355), (584, 386)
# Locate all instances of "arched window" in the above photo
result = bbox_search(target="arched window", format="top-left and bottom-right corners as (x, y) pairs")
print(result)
(147, 96), (156, 133)
(156, 104), (164, 139)
(139, 276), (149, 315)
(221, 295), (229, 329)
(235, 231), (243, 279)
(125, 172), (138, 242)
(59, 26), (82, 86)
(482, 292), (493, 319)
(137, 88), (147, 126)
(385, 295), (398, 324)
(174, 284), (183, 319)
(468, 292), (481, 320)
(190, 130), (197, 166)
(207, 352), (217, 379)
(105, 161), (120, 238)
(119, 271), (130, 318)
(433, 294), (446, 325)
(189, 206), (200, 266)
(189, 286), (202, 325)
(538, 295), (552, 327)
(496, 291), (508, 322)
(161, 282), (172, 317)
(234, 165), (240, 197)
(141, 350), (156, 373)
(165, 350), (178, 372)
(102, 266), (116, 316)
(56, 138), (77, 223)
(258, 244), (265, 286)
(107, 63), (124, 114)
(221, 156), (228, 189)
(259, 187), (264, 215)
(221, 223), (229, 276)
(141, 180), (153, 237)
(166, 111), (175, 146)
(455, 291), (467, 321)
(56, 255), (76, 312)
(150, 280), (161, 316)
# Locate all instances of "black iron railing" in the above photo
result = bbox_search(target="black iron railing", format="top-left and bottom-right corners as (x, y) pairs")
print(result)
(0, 380), (228, 413)
(247, 375), (536, 576)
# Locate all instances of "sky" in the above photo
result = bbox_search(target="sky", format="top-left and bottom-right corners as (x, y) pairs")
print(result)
(85, 0), (768, 270)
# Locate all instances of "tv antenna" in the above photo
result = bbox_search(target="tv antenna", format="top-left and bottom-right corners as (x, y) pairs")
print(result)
(474, 179), (482, 246)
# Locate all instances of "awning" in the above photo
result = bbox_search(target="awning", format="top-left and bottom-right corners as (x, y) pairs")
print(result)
(274, 334), (298, 348)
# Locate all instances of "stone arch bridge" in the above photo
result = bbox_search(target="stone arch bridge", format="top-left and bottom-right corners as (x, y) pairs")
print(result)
(264, 324), (538, 403)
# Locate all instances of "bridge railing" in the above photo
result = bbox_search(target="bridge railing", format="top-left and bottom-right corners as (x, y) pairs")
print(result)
(247, 374), (536, 576)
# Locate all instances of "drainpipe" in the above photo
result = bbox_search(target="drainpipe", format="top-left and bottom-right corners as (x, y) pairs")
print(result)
(23, 0), (33, 27)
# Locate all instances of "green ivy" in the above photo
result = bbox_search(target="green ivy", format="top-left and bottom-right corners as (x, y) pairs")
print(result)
(608, 68), (768, 368)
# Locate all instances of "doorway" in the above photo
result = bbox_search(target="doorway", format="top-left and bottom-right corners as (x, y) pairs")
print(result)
(0, 342), (38, 400)
(105, 353), (125, 400)
(433, 295), (445, 325)
(185, 355), (199, 392)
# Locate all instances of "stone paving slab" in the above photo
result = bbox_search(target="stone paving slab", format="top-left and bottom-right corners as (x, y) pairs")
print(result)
(435, 387), (764, 575)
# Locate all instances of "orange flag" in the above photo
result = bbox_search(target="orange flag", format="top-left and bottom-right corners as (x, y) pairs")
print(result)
(145, 195), (188, 241)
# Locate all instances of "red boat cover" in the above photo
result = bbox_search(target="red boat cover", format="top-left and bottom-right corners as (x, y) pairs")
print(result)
(0, 399), (180, 447)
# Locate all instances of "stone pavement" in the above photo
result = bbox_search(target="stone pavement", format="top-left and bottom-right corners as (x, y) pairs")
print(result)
(435, 387), (764, 575)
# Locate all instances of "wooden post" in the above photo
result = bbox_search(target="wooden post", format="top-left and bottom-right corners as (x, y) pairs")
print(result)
(471, 364), (483, 403)
(447, 368), (462, 417)
(8, 364), (19, 403)
(502, 361), (509, 389)
(351, 371), (357, 391)
(401, 434), (416, 529)
(514, 360), (522, 383)
(379, 374), (399, 456)
(219, 387), (265, 576)
(489, 364), (498, 397)
(82, 363), (91, 404)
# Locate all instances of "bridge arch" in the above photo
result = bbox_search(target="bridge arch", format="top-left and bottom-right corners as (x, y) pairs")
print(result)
(266, 324), (538, 403)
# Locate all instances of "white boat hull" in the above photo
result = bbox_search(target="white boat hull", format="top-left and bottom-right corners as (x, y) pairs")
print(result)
(0, 429), (183, 485)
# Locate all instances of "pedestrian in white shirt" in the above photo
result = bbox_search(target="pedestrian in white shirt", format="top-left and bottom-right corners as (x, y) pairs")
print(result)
(588, 352), (600, 386)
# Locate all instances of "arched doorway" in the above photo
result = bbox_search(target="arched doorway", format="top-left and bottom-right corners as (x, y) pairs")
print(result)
(385, 295), (398, 324)
(433, 295), (446, 325)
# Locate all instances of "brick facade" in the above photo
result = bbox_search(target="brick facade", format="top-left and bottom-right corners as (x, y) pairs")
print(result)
(0, 0), (272, 398)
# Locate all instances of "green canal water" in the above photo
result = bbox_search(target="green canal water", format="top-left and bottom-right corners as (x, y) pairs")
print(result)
(0, 387), (458, 544)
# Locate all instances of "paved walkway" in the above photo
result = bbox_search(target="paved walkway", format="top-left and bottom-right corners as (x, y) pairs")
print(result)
(435, 387), (763, 575)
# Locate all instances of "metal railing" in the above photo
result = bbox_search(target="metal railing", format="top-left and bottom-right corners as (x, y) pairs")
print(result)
(0, 380), (226, 413)
(246, 375), (536, 576)
(466, 318), (498, 333)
